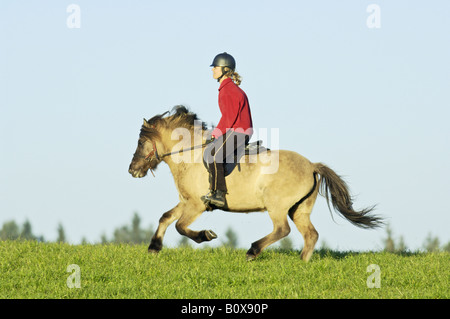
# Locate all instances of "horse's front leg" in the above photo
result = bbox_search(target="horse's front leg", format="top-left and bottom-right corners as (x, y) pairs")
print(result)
(148, 203), (183, 253)
(175, 201), (217, 244)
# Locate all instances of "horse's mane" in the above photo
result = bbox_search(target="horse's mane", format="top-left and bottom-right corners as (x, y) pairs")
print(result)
(166, 105), (208, 131)
(140, 105), (208, 140)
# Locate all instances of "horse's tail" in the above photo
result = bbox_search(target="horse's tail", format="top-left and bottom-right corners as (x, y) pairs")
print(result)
(314, 163), (383, 229)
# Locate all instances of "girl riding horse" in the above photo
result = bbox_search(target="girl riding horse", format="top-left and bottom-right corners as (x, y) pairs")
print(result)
(202, 52), (253, 208)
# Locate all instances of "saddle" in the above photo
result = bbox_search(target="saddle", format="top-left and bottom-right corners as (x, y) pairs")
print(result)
(202, 140), (269, 177)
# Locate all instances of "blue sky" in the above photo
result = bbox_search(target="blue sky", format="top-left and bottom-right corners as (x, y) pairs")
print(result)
(1, 0), (449, 251)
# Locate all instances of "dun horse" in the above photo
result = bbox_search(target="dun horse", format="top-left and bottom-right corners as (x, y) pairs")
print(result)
(128, 106), (382, 261)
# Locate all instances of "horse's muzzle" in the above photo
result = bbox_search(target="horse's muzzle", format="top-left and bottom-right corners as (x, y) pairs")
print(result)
(128, 159), (149, 178)
(128, 167), (148, 178)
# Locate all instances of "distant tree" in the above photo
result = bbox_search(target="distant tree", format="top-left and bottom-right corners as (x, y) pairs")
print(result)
(110, 212), (154, 244)
(383, 225), (396, 253)
(113, 225), (131, 243)
(0, 220), (20, 240)
(319, 239), (331, 251)
(178, 235), (191, 248)
(100, 233), (109, 244)
(383, 224), (407, 253)
(57, 223), (66, 243)
(423, 233), (440, 252)
(443, 242), (450, 253)
(20, 219), (45, 241)
(397, 236), (407, 253)
(20, 220), (34, 240)
(1, 220), (44, 241)
(222, 227), (238, 248)
(130, 213), (147, 243)
(279, 237), (293, 250)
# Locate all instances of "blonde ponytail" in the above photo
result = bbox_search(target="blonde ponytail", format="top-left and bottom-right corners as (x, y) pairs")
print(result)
(223, 67), (242, 86)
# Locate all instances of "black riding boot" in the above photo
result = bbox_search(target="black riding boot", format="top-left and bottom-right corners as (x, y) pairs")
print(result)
(208, 190), (226, 207)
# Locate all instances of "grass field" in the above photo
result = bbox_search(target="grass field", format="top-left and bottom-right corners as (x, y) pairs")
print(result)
(0, 241), (448, 299)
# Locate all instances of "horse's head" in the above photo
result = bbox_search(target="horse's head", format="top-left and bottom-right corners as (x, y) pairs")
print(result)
(128, 119), (162, 178)
(129, 107), (208, 178)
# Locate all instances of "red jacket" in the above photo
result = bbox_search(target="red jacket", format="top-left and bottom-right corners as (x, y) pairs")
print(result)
(212, 78), (253, 138)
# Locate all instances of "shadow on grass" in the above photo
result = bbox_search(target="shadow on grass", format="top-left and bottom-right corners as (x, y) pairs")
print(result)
(262, 247), (429, 261)
(261, 247), (358, 260)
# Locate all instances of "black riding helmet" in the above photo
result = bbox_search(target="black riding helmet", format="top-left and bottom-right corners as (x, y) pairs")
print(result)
(210, 52), (236, 82)
(210, 52), (236, 70)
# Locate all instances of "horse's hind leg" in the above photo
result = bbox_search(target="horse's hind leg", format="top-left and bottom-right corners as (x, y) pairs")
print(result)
(291, 213), (318, 262)
(175, 202), (217, 244)
(288, 193), (319, 262)
(246, 210), (291, 261)
(148, 203), (184, 253)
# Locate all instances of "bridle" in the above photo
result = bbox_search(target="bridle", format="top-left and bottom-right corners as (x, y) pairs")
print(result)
(134, 138), (212, 177)
(144, 140), (160, 162)
(132, 139), (159, 177)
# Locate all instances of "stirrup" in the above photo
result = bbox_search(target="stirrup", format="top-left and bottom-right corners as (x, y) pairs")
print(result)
(208, 190), (226, 208)
(201, 190), (215, 204)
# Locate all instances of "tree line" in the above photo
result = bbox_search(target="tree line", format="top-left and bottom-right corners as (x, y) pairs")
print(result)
(0, 213), (240, 248)
(381, 224), (450, 253)
(1, 214), (449, 252)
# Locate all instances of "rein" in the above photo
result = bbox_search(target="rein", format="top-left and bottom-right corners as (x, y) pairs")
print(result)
(156, 141), (211, 159)
(136, 139), (212, 177)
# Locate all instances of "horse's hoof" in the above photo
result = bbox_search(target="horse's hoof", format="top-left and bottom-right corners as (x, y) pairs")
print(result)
(204, 230), (217, 241)
(148, 240), (162, 254)
(246, 245), (259, 261)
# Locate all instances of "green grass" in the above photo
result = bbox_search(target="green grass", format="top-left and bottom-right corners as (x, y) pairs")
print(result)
(0, 241), (448, 298)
